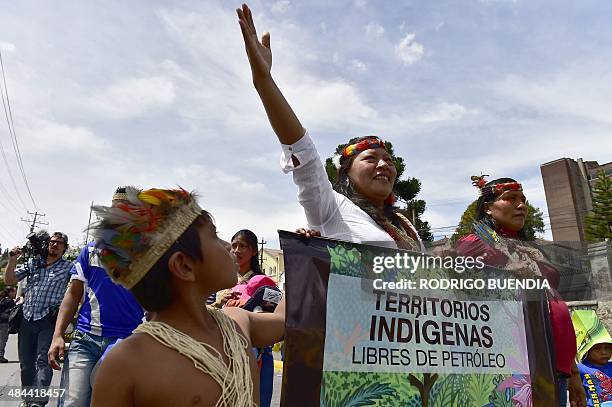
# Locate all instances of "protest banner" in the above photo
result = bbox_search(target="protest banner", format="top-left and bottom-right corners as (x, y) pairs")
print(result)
(279, 231), (557, 406)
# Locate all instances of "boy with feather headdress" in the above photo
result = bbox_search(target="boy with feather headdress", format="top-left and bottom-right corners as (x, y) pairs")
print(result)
(89, 186), (284, 407)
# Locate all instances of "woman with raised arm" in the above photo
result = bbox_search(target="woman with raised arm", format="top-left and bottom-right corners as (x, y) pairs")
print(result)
(237, 4), (423, 251)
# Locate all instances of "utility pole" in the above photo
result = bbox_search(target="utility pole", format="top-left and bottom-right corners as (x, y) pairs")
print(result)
(84, 201), (94, 243)
(20, 211), (48, 233)
(259, 237), (266, 272)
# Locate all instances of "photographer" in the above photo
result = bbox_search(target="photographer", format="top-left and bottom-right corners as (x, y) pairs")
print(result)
(4, 232), (73, 407)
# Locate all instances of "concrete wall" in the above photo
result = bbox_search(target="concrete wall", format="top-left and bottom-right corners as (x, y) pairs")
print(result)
(568, 242), (612, 332)
(541, 158), (589, 242)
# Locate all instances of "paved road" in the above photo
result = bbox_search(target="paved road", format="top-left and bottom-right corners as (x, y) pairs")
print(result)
(0, 334), (61, 406)
(0, 335), (282, 406)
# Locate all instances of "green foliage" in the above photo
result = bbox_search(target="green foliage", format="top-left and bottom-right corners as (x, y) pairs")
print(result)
(465, 374), (497, 405)
(325, 141), (433, 241)
(321, 372), (404, 407)
(321, 372), (516, 407)
(430, 374), (471, 406)
(523, 205), (545, 240)
(337, 383), (396, 407)
(64, 245), (82, 262)
(452, 201), (479, 243)
(398, 199), (434, 242)
(0, 249), (8, 270)
(489, 375), (515, 407)
(1, 249), (9, 290)
(585, 170), (612, 241)
(328, 245), (364, 277)
(452, 200), (545, 242)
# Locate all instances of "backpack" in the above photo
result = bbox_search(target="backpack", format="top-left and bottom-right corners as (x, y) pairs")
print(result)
(8, 304), (23, 334)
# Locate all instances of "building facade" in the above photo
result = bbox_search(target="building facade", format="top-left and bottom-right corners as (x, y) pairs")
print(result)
(540, 158), (611, 243)
(260, 248), (284, 285)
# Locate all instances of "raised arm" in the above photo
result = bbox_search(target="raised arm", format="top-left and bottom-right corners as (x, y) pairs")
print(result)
(3, 246), (22, 286)
(223, 295), (285, 348)
(237, 4), (304, 145)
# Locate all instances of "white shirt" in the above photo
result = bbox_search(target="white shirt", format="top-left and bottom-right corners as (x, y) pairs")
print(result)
(280, 131), (424, 251)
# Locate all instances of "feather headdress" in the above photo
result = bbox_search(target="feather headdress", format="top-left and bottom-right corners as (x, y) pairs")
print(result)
(471, 174), (522, 198)
(89, 186), (202, 289)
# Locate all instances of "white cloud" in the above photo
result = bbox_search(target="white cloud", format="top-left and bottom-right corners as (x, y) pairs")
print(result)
(87, 75), (175, 119)
(0, 1), (609, 250)
(349, 59), (367, 72)
(281, 75), (377, 131)
(170, 165), (269, 206)
(395, 32), (424, 65)
(320, 22), (328, 34)
(20, 119), (108, 154)
(212, 204), (307, 248)
(419, 103), (477, 123)
(366, 22), (385, 38)
(496, 69), (612, 125)
(271, 1), (291, 14)
(0, 41), (15, 52)
(479, 0), (518, 4)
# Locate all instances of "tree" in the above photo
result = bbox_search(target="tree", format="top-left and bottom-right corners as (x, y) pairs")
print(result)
(324, 141), (433, 241)
(452, 200), (545, 242)
(0, 248), (8, 270)
(585, 170), (612, 241)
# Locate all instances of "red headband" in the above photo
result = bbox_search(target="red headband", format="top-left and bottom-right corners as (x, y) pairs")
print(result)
(342, 137), (387, 157)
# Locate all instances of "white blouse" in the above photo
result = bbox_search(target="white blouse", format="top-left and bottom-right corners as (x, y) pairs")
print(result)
(280, 131), (424, 251)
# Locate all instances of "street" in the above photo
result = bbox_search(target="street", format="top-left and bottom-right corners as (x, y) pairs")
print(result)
(0, 335), (282, 406)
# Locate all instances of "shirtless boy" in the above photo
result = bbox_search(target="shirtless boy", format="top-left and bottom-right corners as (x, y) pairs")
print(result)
(89, 187), (284, 407)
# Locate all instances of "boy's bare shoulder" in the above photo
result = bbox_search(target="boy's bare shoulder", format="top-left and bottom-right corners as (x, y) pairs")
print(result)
(96, 333), (168, 383)
(106, 333), (159, 362)
(91, 334), (155, 406)
(95, 333), (159, 379)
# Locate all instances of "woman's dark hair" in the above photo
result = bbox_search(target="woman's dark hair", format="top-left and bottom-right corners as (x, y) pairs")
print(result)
(130, 212), (209, 312)
(231, 229), (263, 276)
(334, 137), (403, 231)
(475, 177), (528, 240)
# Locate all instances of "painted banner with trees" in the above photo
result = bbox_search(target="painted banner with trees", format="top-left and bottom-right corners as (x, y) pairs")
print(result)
(279, 231), (557, 406)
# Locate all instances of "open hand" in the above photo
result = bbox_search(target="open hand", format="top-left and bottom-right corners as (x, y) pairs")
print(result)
(237, 4), (272, 82)
(219, 291), (242, 306)
(9, 246), (22, 259)
(48, 335), (66, 370)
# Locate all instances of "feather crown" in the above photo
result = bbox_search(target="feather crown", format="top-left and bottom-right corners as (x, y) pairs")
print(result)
(89, 186), (202, 289)
(471, 174), (522, 198)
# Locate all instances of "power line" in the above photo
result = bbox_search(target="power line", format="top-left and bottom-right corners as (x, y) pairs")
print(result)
(0, 50), (36, 208)
(0, 178), (23, 216)
(0, 132), (26, 209)
(0, 222), (20, 242)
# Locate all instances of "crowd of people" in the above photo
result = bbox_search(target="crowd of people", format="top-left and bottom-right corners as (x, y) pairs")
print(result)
(0, 3), (609, 407)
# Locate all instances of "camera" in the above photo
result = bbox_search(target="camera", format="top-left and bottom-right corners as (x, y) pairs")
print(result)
(25, 231), (51, 259)
(10, 230), (51, 261)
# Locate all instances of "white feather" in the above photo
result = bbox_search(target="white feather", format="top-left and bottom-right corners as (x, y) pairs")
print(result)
(332, 154), (341, 170)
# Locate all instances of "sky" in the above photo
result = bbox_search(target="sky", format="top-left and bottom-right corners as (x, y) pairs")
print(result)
(0, 0), (610, 251)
